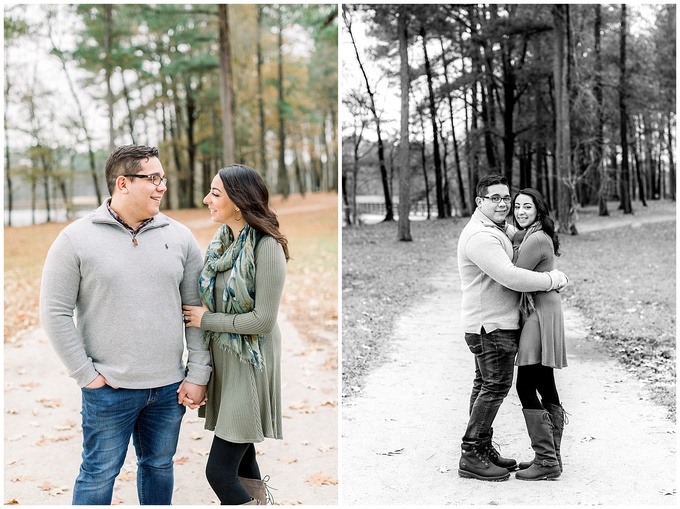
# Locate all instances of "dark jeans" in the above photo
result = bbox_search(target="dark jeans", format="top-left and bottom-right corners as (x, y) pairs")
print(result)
(462, 328), (519, 445)
(73, 382), (185, 505)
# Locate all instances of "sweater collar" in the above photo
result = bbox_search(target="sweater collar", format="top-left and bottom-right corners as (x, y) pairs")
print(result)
(473, 207), (509, 232)
(91, 199), (169, 230)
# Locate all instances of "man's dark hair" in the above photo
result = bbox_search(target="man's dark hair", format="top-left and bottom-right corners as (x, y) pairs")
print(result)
(105, 145), (159, 195)
(476, 174), (508, 198)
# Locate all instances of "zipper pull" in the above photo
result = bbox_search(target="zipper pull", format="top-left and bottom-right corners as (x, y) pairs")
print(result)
(132, 237), (138, 246)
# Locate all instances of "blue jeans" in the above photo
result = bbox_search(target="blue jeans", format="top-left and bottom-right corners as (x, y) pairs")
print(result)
(73, 382), (186, 505)
(462, 328), (519, 445)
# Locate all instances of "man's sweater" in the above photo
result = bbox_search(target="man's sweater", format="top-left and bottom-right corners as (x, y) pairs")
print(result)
(457, 208), (554, 334)
(40, 201), (211, 388)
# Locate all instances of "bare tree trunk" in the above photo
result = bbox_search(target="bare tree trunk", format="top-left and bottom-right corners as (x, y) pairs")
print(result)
(667, 114), (676, 201)
(618, 4), (633, 214)
(420, 25), (445, 219)
(256, 7), (268, 176)
(218, 4), (235, 165)
(397, 6), (412, 241)
(4, 62), (13, 226)
(276, 6), (290, 197)
(553, 5), (577, 234)
(594, 4), (609, 216)
(103, 4), (115, 152)
(439, 37), (467, 216)
(343, 6), (393, 221)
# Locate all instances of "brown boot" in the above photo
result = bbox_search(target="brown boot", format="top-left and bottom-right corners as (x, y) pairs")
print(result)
(515, 409), (561, 481)
(239, 476), (268, 505)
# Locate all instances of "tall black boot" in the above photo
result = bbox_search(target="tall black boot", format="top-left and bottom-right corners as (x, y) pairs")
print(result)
(543, 401), (567, 473)
(515, 409), (561, 481)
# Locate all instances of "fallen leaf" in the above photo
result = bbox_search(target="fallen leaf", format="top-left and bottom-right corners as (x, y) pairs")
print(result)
(36, 398), (62, 408)
(38, 480), (54, 491)
(190, 432), (203, 440)
(20, 381), (40, 390)
(174, 457), (190, 465)
(376, 448), (404, 456)
(112, 497), (124, 505)
(10, 475), (35, 483)
(5, 498), (19, 505)
(317, 444), (335, 453)
(277, 457), (299, 464)
(305, 472), (338, 486)
(6, 409), (19, 415)
(321, 400), (337, 408)
(48, 486), (69, 497)
(54, 420), (77, 431)
(8, 434), (25, 442)
(190, 448), (209, 457)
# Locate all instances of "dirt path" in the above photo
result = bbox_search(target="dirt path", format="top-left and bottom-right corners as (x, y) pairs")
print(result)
(341, 217), (676, 505)
(4, 312), (337, 505)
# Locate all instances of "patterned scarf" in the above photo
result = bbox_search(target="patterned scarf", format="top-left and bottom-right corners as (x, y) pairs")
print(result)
(199, 224), (264, 370)
(513, 221), (543, 320)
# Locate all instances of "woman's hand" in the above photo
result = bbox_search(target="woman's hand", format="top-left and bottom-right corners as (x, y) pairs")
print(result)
(182, 304), (209, 328)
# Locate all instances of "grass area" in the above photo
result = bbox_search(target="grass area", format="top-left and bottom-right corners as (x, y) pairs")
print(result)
(4, 193), (338, 372)
(342, 219), (464, 396)
(558, 220), (676, 419)
(342, 201), (676, 420)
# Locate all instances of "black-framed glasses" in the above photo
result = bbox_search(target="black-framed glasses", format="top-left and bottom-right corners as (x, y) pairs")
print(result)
(479, 194), (512, 204)
(123, 174), (168, 187)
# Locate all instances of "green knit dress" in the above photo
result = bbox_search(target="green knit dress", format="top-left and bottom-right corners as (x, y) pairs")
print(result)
(198, 235), (286, 443)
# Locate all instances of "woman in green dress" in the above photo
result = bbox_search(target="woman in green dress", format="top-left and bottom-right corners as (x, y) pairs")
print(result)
(182, 164), (289, 505)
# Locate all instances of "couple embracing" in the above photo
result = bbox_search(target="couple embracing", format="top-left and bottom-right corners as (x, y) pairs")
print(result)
(40, 145), (288, 505)
(457, 174), (569, 482)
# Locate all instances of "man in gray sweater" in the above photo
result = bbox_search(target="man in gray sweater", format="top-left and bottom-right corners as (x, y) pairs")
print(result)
(40, 145), (211, 504)
(457, 174), (568, 481)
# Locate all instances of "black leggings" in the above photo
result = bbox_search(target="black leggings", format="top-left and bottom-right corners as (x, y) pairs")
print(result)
(516, 363), (560, 410)
(205, 436), (261, 505)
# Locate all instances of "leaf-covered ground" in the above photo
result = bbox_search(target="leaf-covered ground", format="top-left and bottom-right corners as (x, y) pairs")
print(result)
(4, 192), (338, 366)
(342, 200), (676, 420)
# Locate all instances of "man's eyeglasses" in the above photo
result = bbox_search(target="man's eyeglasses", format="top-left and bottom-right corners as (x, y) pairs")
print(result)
(123, 174), (168, 187)
(479, 194), (512, 204)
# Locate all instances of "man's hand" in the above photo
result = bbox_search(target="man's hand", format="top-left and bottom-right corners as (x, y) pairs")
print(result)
(177, 380), (207, 409)
(84, 374), (119, 389)
(548, 269), (570, 292)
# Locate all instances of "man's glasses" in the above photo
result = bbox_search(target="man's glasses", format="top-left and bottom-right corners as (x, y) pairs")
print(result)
(479, 194), (512, 204)
(123, 174), (168, 187)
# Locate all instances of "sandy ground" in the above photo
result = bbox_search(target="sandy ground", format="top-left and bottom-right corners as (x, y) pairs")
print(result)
(341, 219), (677, 505)
(4, 312), (338, 505)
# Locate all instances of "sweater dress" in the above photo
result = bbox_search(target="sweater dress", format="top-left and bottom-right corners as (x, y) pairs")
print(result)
(198, 235), (287, 443)
(513, 231), (567, 368)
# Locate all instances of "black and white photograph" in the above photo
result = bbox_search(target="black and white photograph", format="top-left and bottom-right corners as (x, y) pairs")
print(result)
(341, 3), (676, 505)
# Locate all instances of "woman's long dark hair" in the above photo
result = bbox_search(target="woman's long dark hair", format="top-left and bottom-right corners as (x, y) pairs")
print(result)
(511, 188), (561, 256)
(218, 164), (290, 261)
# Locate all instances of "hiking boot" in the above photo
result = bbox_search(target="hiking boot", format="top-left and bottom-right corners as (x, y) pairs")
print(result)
(459, 443), (510, 481)
(481, 428), (518, 471)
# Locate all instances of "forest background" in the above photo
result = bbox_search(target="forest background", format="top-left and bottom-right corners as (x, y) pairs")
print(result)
(4, 3), (338, 225)
(341, 4), (675, 237)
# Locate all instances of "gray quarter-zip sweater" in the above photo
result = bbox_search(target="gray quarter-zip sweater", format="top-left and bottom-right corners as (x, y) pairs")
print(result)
(40, 201), (211, 388)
